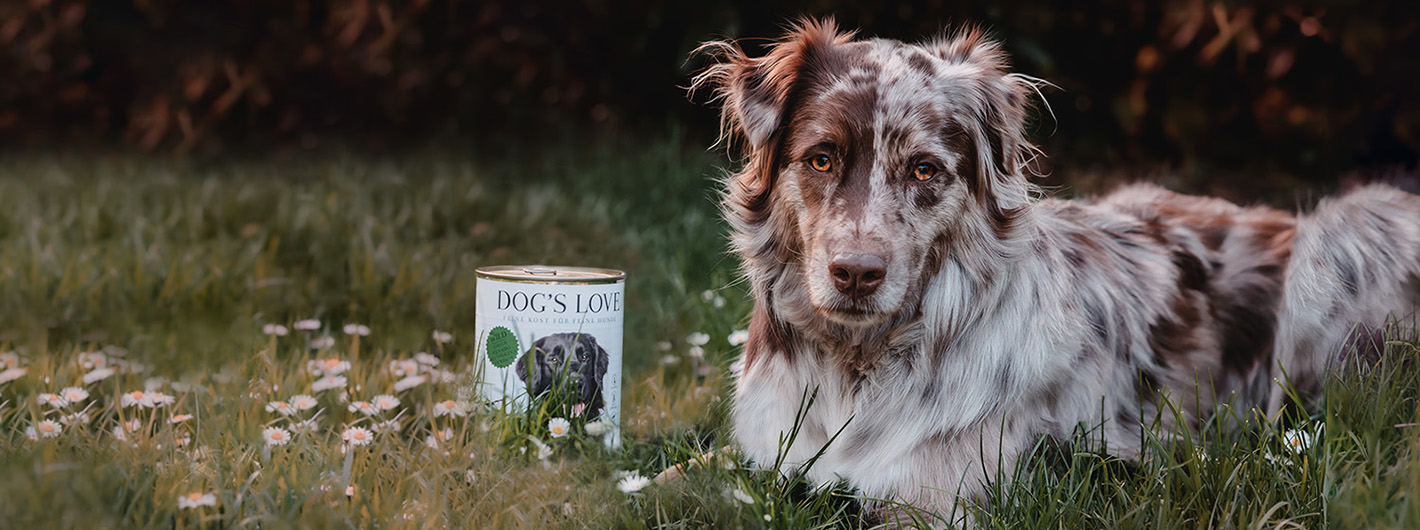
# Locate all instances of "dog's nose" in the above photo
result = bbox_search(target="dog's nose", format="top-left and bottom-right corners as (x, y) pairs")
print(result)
(829, 253), (887, 297)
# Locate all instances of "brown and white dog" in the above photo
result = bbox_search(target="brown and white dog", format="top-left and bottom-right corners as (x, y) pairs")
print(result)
(694, 19), (1420, 524)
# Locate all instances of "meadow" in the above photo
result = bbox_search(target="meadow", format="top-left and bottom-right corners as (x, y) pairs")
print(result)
(0, 136), (1415, 528)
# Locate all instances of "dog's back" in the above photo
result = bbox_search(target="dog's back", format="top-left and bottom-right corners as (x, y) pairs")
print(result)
(1273, 185), (1420, 410)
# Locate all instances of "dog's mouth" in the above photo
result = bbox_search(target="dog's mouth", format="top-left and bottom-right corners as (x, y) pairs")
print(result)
(817, 299), (891, 325)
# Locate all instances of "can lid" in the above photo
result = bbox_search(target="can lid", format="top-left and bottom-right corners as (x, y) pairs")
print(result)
(476, 265), (626, 284)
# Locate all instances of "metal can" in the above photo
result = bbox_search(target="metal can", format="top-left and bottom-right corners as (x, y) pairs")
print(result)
(474, 265), (625, 446)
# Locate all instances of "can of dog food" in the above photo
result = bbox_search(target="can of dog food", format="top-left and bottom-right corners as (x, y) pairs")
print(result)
(474, 265), (625, 447)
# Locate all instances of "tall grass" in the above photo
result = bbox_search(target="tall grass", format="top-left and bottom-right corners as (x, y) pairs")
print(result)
(0, 139), (1412, 528)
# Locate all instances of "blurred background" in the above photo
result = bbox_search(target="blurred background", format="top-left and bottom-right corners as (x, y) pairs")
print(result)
(2, 0), (1417, 194)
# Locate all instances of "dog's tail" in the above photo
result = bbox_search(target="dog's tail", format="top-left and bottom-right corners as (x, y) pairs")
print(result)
(1270, 184), (1420, 414)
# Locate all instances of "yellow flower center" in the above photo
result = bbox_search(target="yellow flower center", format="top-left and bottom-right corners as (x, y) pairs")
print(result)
(325, 359), (340, 369)
(188, 492), (204, 501)
(40, 423), (55, 432)
(270, 431), (284, 440)
(132, 391), (144, 399)
(354, 431), (366, 440)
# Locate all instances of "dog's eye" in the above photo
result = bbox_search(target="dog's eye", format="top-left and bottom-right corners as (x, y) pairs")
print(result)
(911, 163), (938, 182)
(809, 154), (833, 173)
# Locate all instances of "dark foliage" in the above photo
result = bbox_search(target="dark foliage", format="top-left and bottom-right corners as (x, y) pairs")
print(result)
(1, 0), (1416, 181)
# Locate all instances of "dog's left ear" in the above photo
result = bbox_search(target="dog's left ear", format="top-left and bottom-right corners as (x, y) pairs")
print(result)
(927, 29), (1039, 211)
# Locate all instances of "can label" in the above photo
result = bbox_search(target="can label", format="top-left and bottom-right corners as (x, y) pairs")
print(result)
(474, 267), (624, 446)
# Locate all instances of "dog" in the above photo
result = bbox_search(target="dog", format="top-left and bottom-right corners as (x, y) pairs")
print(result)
(515, 332), (610, 419)
(694, 18), (1420, 525)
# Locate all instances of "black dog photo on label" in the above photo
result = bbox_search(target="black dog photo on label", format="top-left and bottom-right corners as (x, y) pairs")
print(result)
(515, 332), (609, 419)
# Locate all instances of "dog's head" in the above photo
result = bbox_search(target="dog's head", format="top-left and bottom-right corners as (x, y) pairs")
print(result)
(516, 332), (609, 401)
(696, 19), (1039, 327)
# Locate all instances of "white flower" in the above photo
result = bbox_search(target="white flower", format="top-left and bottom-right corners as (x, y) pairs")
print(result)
(373, 419), (401, 433)
(82, 367), (116, 384)
(293, 319), (321, 331)
(547, 418), (571, 438)
(144, 376), (168, 391)
(177, 492), (218, 509)
(427, 369), (458, 384)
(527, 436), (553, 460)
(388, 359), (420, 377)
(372, 394), (400, 411)
(342, 426), (374, 446)
(701, 290), (716, 302)
(290, 394), (318, 411)
(585, 420), (612, 437)
(310, 336), (336, 350)
(77, 351), (109, 370)
(0, 367), (26, 385)
(414, 352), (441, 366)
(262, 427), (292, 447)
(291, 418), (320, 435)
(686, 332), (710, 346)
(0, 351), (20, 369)
(169, 414), (193, 424)
(121, 390), (150, 408)
(37, 393), (69, 408)
(571, 402), (587, 417)
(616, 472), (650, 493)
(433, 399), (470, 417)
(266, 400), (296, 416)
(60, 386), (89, 403)
(432, 331), (453, 344)
(393, 375), (426, 392)
(714, 295), (726, 308)
(348, 401), (379, 416)
(660, 354), (680, 366)
(731, 487), (755, 505)
(307, 358), (351, 377)
(147, 391), (176, 407)
(60, 412), (92, 426)
(262, 324), (289, 336)
(688, 346), (705, 360)
(33, 420), (63, 439)
(656, 341), (672, 352)
(343, 324), (370, 336)
(727, 329), (750, 346)
(345, 485), (356, 497)
(1283, 424), (1322, 454)
(311, 375), (347, 392)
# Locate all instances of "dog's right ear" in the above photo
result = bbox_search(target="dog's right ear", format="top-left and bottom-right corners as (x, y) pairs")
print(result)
(692, 18), (854, 154)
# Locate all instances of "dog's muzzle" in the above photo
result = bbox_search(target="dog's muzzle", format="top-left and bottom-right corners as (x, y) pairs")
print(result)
(829, 252), (887, 297)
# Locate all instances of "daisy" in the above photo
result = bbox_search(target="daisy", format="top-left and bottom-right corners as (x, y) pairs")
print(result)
(432, 330), (453, 344)
(529, 437), (553, 460)
(688, 346), (705, 360)
(60, 387), (89, 403)
(291, 418), (320, 435)
(373, 419), (401, 433)
(371, 394), (400, 411)
(33, 420), (63, 439)
(60, 412), (91, 426)
(1283, 424), (1322, 454)
(393, 375), (426, 392)
(547, 418), (571, 438)
(616, 472), (650, 493)
(77, 351), (108, 370)
(342, 426), (373, 446)
(345, 485), (356, 497)
(686, 331), (710, 346)
(433, 399), (469, 417)
(266, 400), (296, 416)
(290, 394), (318, 411)
(701, 289), (716, 302)
(727, 329), (750, 346)
(585, 420), (612, 437)
(147, 391), (176, 407)
(82, 367), (116, 385)
(0, 351), (19, 369)
(660, 354), (680, 366)
(262, 324), (289, 336)
(37, 393), (69, 408)
(307, 358), (351, 377)
(342, 324), (370, 336)
(144, 376), (168, 391)
(262, 426), (292, 447)
(121, 390), (150, 408)
(311, 375), (347, 392)
(388, 359), (419, 377)
(348, 401), (379, 416)
(435, 427), (454, 441)
(293, 319), (321, 331)
(414, 352), (441, 366)
(0, 367), (26, 385)
(427, 369), (458, 384)
(177, 492), (218, 509)
(310, 336), (336, 350)
(656, 341), (672, 352)
(169, 414), (193, 424)
(731, 487), (755, 505)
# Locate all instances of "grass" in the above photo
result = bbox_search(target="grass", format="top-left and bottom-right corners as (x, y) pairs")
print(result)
(0, 135), (1411, 528)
